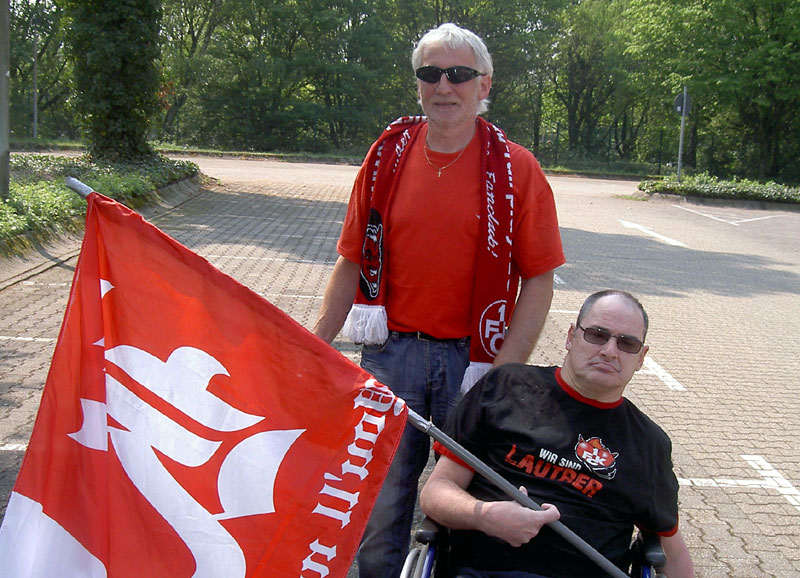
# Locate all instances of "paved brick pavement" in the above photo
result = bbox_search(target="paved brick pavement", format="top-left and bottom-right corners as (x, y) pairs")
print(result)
(2, 159), (800, 577)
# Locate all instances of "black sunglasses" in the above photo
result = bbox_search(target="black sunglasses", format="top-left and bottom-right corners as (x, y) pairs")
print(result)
(577, 324), (644, 354)
(415, 65), (485, 84)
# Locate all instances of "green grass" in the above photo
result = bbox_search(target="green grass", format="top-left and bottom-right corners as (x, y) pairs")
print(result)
(1, 153), (199, 252)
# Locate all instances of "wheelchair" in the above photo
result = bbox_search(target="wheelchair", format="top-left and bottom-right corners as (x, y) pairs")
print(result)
(400, 516), (668, 578)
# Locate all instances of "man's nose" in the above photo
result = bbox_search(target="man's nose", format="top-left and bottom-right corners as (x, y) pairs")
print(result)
(435, 75), (455, 92)
(599, 337), (621, 357)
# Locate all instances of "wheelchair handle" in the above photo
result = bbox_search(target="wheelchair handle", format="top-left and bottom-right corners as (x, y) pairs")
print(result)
(408, 409), (630, 578)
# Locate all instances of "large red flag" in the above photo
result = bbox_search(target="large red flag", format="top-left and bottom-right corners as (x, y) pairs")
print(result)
(0, 192), (407, 577)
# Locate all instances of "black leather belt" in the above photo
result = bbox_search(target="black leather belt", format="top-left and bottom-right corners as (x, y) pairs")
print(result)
(394, 330), (459, 342)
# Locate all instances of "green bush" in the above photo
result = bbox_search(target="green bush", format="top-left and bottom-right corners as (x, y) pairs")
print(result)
(1, 153), (199, 244)
(639, 174), (800, 205)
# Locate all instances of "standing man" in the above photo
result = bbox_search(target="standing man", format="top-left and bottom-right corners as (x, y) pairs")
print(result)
(420, 290), (695, 577)
(312, 23), (564, 578)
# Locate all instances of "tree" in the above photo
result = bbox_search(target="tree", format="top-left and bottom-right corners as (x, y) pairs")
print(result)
(62, 0), (161, 160)
(197, 0), (308, 151)
(466, 0), (564, 153)
(159, 0), (224, 138)
(622, 0), (706, 170)
(296, 0), (406, 150)
(8, 0), (73, 140)
(551, 0), (625, 155)
(713, 0), (800, 179)
(623, 0), (800, 179)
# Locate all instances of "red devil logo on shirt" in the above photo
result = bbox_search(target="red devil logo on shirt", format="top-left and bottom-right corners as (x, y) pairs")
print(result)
(360, 209), (383, 300)
(575, 435), (618, 480)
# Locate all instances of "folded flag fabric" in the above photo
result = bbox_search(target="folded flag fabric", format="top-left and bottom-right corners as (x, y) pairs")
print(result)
(0, 192), (407, 578)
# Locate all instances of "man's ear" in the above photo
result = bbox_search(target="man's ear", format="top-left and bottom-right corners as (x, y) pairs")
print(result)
(635, 344), (650, 371)
(479, 74), (492, 100)
(565, 324), (576, 351)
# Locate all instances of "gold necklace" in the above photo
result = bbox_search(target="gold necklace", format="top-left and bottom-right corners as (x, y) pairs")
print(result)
(423, 144), (467, 177)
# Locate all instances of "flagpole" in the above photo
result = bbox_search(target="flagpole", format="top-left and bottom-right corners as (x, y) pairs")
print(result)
(65, 177), (94, 198)
(407, 409), (629, 578)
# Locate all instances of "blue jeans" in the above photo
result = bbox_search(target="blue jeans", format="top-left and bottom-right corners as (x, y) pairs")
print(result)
(356, 332), (470, 578)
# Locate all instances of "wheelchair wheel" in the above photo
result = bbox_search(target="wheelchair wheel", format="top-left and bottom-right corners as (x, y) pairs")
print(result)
(633, 560), (668, 578)
(399, 547), (421, 578)
(399, 542), (437, 578)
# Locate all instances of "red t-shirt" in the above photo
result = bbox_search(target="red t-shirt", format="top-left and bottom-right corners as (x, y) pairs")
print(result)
(338, 123), (564, 338)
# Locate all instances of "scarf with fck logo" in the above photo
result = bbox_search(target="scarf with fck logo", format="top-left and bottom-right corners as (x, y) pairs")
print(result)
(342, 116), (517, 392)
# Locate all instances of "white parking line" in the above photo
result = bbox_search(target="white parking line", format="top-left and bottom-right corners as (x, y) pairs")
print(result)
(640, 357), (686, 391)
(22, 281), (71, 287)
(619, 220), (686, 247)
(672, 204), (781, 226)
(0, 335), (56, 343)
(257, 293), (321, 301)
(735, 216), (781, 224)
(205, 254), (336, 265)
(679, 455), (800, 514)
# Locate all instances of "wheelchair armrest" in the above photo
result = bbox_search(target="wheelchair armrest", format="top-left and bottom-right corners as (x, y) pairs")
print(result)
(637, 531), (667, 568)
(415, 516), (444, 545)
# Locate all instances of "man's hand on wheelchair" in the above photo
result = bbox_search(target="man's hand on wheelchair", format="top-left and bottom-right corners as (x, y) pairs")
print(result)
(475, 486), (561, 547)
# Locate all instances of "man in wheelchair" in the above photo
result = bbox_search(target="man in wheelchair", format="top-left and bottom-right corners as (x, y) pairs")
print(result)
(419, 290), (694, 577)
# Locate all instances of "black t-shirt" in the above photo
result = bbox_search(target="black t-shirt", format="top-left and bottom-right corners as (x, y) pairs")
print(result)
(434, 364), (679, 578)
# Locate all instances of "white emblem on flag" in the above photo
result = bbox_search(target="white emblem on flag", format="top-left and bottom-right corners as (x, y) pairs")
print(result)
(67, 344), (305, 577)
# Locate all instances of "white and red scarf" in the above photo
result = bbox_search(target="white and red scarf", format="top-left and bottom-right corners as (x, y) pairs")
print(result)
(342, 116), (518, 392)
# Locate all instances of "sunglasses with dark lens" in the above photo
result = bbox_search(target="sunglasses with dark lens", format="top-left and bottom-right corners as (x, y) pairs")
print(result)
(577, 324), (644, 354)
(415, 65), (485, 84)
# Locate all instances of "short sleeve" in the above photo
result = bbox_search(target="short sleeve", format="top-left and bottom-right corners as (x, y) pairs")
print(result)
(639, 429), (681, 536)
(508, 145), (565, 279)
(336, 142), (382, 263)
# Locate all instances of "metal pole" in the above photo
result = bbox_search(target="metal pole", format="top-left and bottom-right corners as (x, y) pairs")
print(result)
(65, 177), (94, 198)
(1, 0), (10, 200)
(677, 85), (687, 183)
(555, 122), (560, 167)
(407, 408), (629, 578)
(33, 32), (38, 140)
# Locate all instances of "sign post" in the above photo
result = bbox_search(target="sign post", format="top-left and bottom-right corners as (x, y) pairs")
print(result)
(674, 86), (691, 183)
(1, 0), (10, 200)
